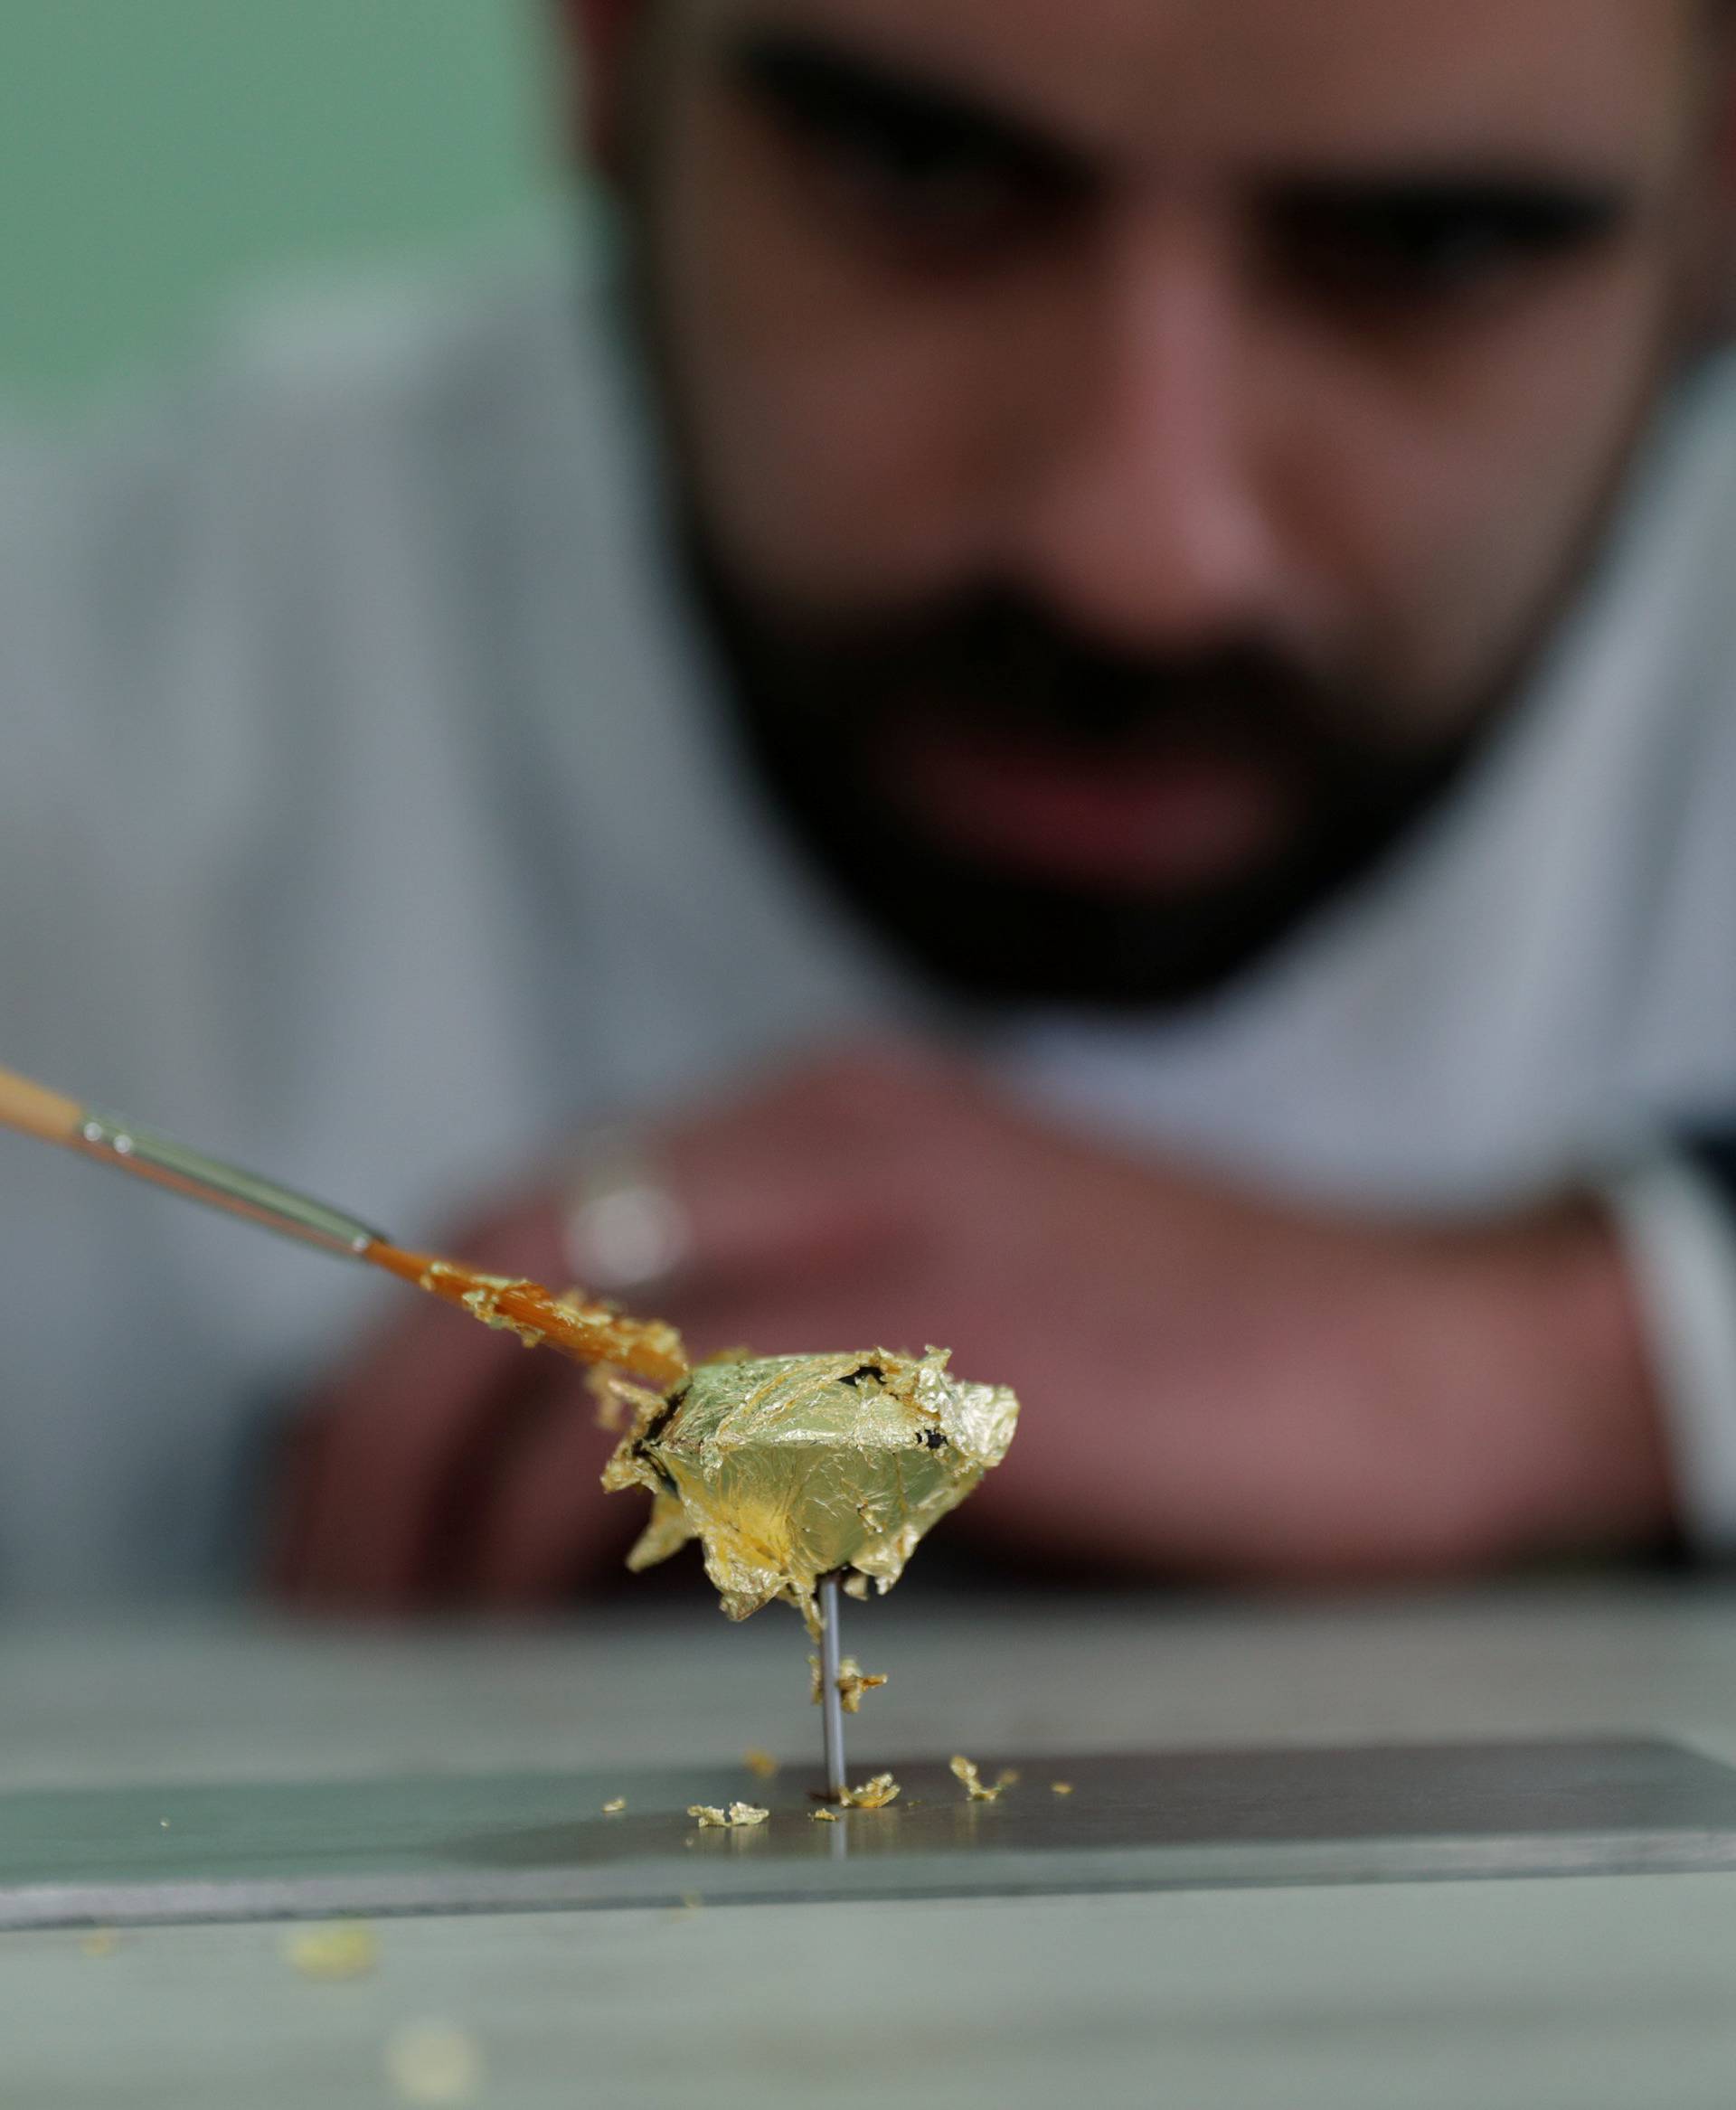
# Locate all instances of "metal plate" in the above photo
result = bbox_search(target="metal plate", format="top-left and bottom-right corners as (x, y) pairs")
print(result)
(5, 1738), (1736, 1928)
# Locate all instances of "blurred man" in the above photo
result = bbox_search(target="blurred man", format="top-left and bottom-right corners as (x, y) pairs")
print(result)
(4, 0), (1735, 1605)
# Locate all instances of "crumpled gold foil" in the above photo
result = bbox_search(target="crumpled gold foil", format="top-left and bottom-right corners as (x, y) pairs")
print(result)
(601, 1347), (1020, 1633)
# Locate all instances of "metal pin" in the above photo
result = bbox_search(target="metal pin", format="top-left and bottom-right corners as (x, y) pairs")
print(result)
(818, 1574), (846, 1804)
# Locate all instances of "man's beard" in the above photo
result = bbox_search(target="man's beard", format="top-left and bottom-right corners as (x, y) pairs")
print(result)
(684, 542), (1491, 1010)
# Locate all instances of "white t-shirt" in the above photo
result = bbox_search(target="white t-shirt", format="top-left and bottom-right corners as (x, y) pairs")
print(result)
(4, 254), (1735, 1602)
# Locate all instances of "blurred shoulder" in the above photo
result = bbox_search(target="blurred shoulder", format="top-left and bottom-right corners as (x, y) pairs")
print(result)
(193, 238), (620, 457)
(0, 240), (635, 770)
(0, 235), (626, 560)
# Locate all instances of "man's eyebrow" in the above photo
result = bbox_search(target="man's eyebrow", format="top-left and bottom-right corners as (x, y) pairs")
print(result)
(725, 27), (1091, 185)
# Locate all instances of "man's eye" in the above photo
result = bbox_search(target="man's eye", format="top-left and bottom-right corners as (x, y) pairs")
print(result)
(810, 125), (1027, 237)
(1268, 183), (1627, 306)
(806, 114), (1012, 211)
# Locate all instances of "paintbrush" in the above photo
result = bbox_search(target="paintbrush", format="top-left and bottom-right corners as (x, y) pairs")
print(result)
(0, 1063), (688, 1389)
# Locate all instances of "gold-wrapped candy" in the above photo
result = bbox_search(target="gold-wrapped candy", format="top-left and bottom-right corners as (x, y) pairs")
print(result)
(602, 1347), (1019, 1634)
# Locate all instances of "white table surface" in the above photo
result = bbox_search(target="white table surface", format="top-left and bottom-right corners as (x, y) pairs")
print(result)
(6, 1578), (1736, 2108)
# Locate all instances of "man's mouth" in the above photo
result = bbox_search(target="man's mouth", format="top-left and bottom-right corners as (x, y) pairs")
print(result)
(878, 721), (1297, 893)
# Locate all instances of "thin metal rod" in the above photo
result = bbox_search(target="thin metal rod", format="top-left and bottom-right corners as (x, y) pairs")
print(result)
(818, 1575), (847, 1804)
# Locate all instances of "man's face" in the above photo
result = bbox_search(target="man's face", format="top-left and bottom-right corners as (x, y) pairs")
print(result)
(580, 0), (1735, 1004)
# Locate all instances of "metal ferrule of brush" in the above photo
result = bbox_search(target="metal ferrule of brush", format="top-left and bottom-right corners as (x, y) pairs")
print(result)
(77, 1109), (384, 1257)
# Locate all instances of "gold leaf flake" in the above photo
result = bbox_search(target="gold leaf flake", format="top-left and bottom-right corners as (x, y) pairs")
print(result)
(810, 1808), (841, 1823)
(589, 1365), (665, 1435)
(1051, 1782), (1075, 1797)
(743, 1749), (779, 1780)
(601, 1797), (627, 1816)
(809, 1654), (889, 1716)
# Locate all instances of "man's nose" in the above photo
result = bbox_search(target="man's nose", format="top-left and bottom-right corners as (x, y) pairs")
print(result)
(995, 206), (1291, 650)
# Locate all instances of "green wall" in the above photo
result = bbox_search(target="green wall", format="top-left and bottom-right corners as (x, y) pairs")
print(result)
(0, 0), (564, 401)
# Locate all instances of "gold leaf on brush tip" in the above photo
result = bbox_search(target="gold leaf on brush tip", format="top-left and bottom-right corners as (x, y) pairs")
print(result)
(417, 1263), (688, 1374)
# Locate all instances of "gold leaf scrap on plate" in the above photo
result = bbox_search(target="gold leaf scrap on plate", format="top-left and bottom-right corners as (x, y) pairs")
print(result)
(688, 1803), (770, 1830)
(838, 1772), (901, 1810)
(384, 2021), (484, 2105)
(285, 1921), (380, 1982)
(950, 1755), (1018, 1803)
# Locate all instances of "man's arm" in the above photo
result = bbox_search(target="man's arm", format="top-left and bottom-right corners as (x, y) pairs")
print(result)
(277, 1044), (1680, 1607)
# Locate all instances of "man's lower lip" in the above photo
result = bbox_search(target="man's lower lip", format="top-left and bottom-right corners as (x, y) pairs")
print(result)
(882, 730), (1292, 891)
